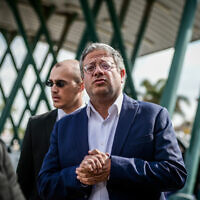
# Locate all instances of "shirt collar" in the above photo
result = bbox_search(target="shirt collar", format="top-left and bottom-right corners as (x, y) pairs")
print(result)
(57, 104), (85, 121)
(86, 93), (123, 118)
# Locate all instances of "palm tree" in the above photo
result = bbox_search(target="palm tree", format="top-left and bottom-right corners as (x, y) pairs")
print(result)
(139, 78), (190, 119)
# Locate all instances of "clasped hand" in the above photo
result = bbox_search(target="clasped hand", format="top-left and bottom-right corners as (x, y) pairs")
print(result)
(76, 149), (111, 185)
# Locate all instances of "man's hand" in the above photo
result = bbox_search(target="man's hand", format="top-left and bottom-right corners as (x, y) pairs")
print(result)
(76, 149), (111, 185)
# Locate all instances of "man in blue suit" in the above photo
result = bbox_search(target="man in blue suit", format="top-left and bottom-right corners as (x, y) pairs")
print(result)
(38, 43), (187, 200)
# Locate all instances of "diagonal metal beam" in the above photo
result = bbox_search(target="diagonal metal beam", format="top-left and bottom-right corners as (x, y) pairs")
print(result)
(76, 0), (103, 59)
(110, 0), (131, 48)
(56, 13), (77, 55)
(79, 0), (99, 42)
(2, 30), (32, 114)
(0, 0), (51, 134)
(170, 94), (200, 200)
(0, 30), (16, 68)
(182, 93), (200, 195)
(3, 4), (55, 131)
(0, 5), (55, 138)
(131, 0), (155, 71)
(29, 0), (57, 66)
(160, 0), (198, 117)
(105, 0), (137, 99)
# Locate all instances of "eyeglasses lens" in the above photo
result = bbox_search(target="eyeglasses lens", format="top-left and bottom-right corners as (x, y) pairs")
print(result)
(84, 61), (113, 74)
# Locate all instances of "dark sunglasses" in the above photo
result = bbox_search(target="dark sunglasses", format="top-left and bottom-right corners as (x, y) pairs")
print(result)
(46, 80), (68, 88)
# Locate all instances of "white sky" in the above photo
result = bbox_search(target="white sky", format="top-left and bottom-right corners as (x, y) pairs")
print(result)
(0, 34), (200, 128)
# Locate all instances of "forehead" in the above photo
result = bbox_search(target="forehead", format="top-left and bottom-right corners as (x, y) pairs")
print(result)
(50, 65), (70, 80)
(83, 49), (114, 64)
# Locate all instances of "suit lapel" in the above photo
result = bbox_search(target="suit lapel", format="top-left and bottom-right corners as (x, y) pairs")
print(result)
(75, 108), (89, 157)
(45, 109), (57, 143)
(111, 95), (139, 155)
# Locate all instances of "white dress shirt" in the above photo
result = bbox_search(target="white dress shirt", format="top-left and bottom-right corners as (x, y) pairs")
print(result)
(86, 93), (123, 200)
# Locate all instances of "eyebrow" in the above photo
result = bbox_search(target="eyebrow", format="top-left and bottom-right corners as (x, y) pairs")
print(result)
(49, 79), (68, 82)
(85, 59), (112, 65)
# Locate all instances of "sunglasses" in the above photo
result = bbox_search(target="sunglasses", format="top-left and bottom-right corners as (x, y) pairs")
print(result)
(46, 80), (68, 88)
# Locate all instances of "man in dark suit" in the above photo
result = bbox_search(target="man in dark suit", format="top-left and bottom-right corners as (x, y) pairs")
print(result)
(38, 43), (187, 200)
(17, 59), (84, 200)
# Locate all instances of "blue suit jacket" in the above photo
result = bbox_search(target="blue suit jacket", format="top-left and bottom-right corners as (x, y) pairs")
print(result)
(38, 94), (187, 200)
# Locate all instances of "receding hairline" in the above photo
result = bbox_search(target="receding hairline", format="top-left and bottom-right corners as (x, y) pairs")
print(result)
(53, 59), (82, 83)
(54, 59), (79, 68)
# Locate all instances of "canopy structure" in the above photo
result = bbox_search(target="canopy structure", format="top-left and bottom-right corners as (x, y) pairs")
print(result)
(0, 0), (200, 56)
(0, 0), (200, 199)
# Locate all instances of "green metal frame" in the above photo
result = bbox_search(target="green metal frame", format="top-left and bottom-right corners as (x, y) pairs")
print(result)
(161, 0), (199, 198)
(76, 0), (103, 60)
(110, 0), (131, 48)
(0, 0), (76, 145)
(105, 0), (137, 99)
(160, 0), (198, 117)
(130, 0), (155, 71)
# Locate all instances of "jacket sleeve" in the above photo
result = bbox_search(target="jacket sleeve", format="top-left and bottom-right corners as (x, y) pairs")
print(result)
(16, 118), (34, 199)
(0, 140), (25, 200)
(109, 108), (187, 191)
(37, 122), (90, 200)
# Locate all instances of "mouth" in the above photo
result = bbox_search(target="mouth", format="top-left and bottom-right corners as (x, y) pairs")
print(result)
(52, 96), (60, 102)
(93, 79), (106, 85)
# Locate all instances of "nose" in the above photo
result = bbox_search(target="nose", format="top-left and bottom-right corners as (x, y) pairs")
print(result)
(51, 84), (58, 93)
(93, 64), (104, 77)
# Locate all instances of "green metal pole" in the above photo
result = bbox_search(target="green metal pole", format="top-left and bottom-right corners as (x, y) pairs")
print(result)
(130, 0), (155, 71)
(29, 0), (57, 66)
(56, 13), (77, 55)
(169, 94), (200, 200)
(105, 0), (137, 99)
(79, 0), (99, 42)
(0, 6), (54, 138)
(0, 0), (51, 134)
(76, 0), (103, 60)
(2, 31), (32, 113)
(110, 0), (131, 48)
(124, 0), (155, 96)
(160, 0), (198, 117)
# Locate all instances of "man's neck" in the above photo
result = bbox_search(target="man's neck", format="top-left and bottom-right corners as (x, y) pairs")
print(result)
(63, 101), (84, 114)
(90, 95), (119, 119)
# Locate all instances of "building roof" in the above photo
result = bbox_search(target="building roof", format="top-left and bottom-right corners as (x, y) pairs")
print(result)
(0, 0), (200, 57)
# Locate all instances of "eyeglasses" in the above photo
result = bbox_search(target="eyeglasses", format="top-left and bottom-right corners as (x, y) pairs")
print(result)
(83, 61), (115, 74)
(45, 80), (68, 88)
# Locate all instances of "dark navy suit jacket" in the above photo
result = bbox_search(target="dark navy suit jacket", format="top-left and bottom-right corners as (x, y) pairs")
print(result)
(38, 94), (187, 200)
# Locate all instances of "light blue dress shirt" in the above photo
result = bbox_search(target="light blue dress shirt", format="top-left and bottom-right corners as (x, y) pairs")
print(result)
(86, 93), (123, 200)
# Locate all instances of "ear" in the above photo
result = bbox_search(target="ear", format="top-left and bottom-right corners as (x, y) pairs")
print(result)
(120, 69), (125, 83)
(79, 81), (85, 91)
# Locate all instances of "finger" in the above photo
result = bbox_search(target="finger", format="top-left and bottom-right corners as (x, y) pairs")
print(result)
(80, 160), (94, 172)
(93, 156), (104, 169)
(87, 158), (98, 171)
(95, 154), (106, 166)
(88, 149), (101, 155)
(76, 171), (91, 178)
(78, 173), (109, 185)
(77, 177), (94, 185)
